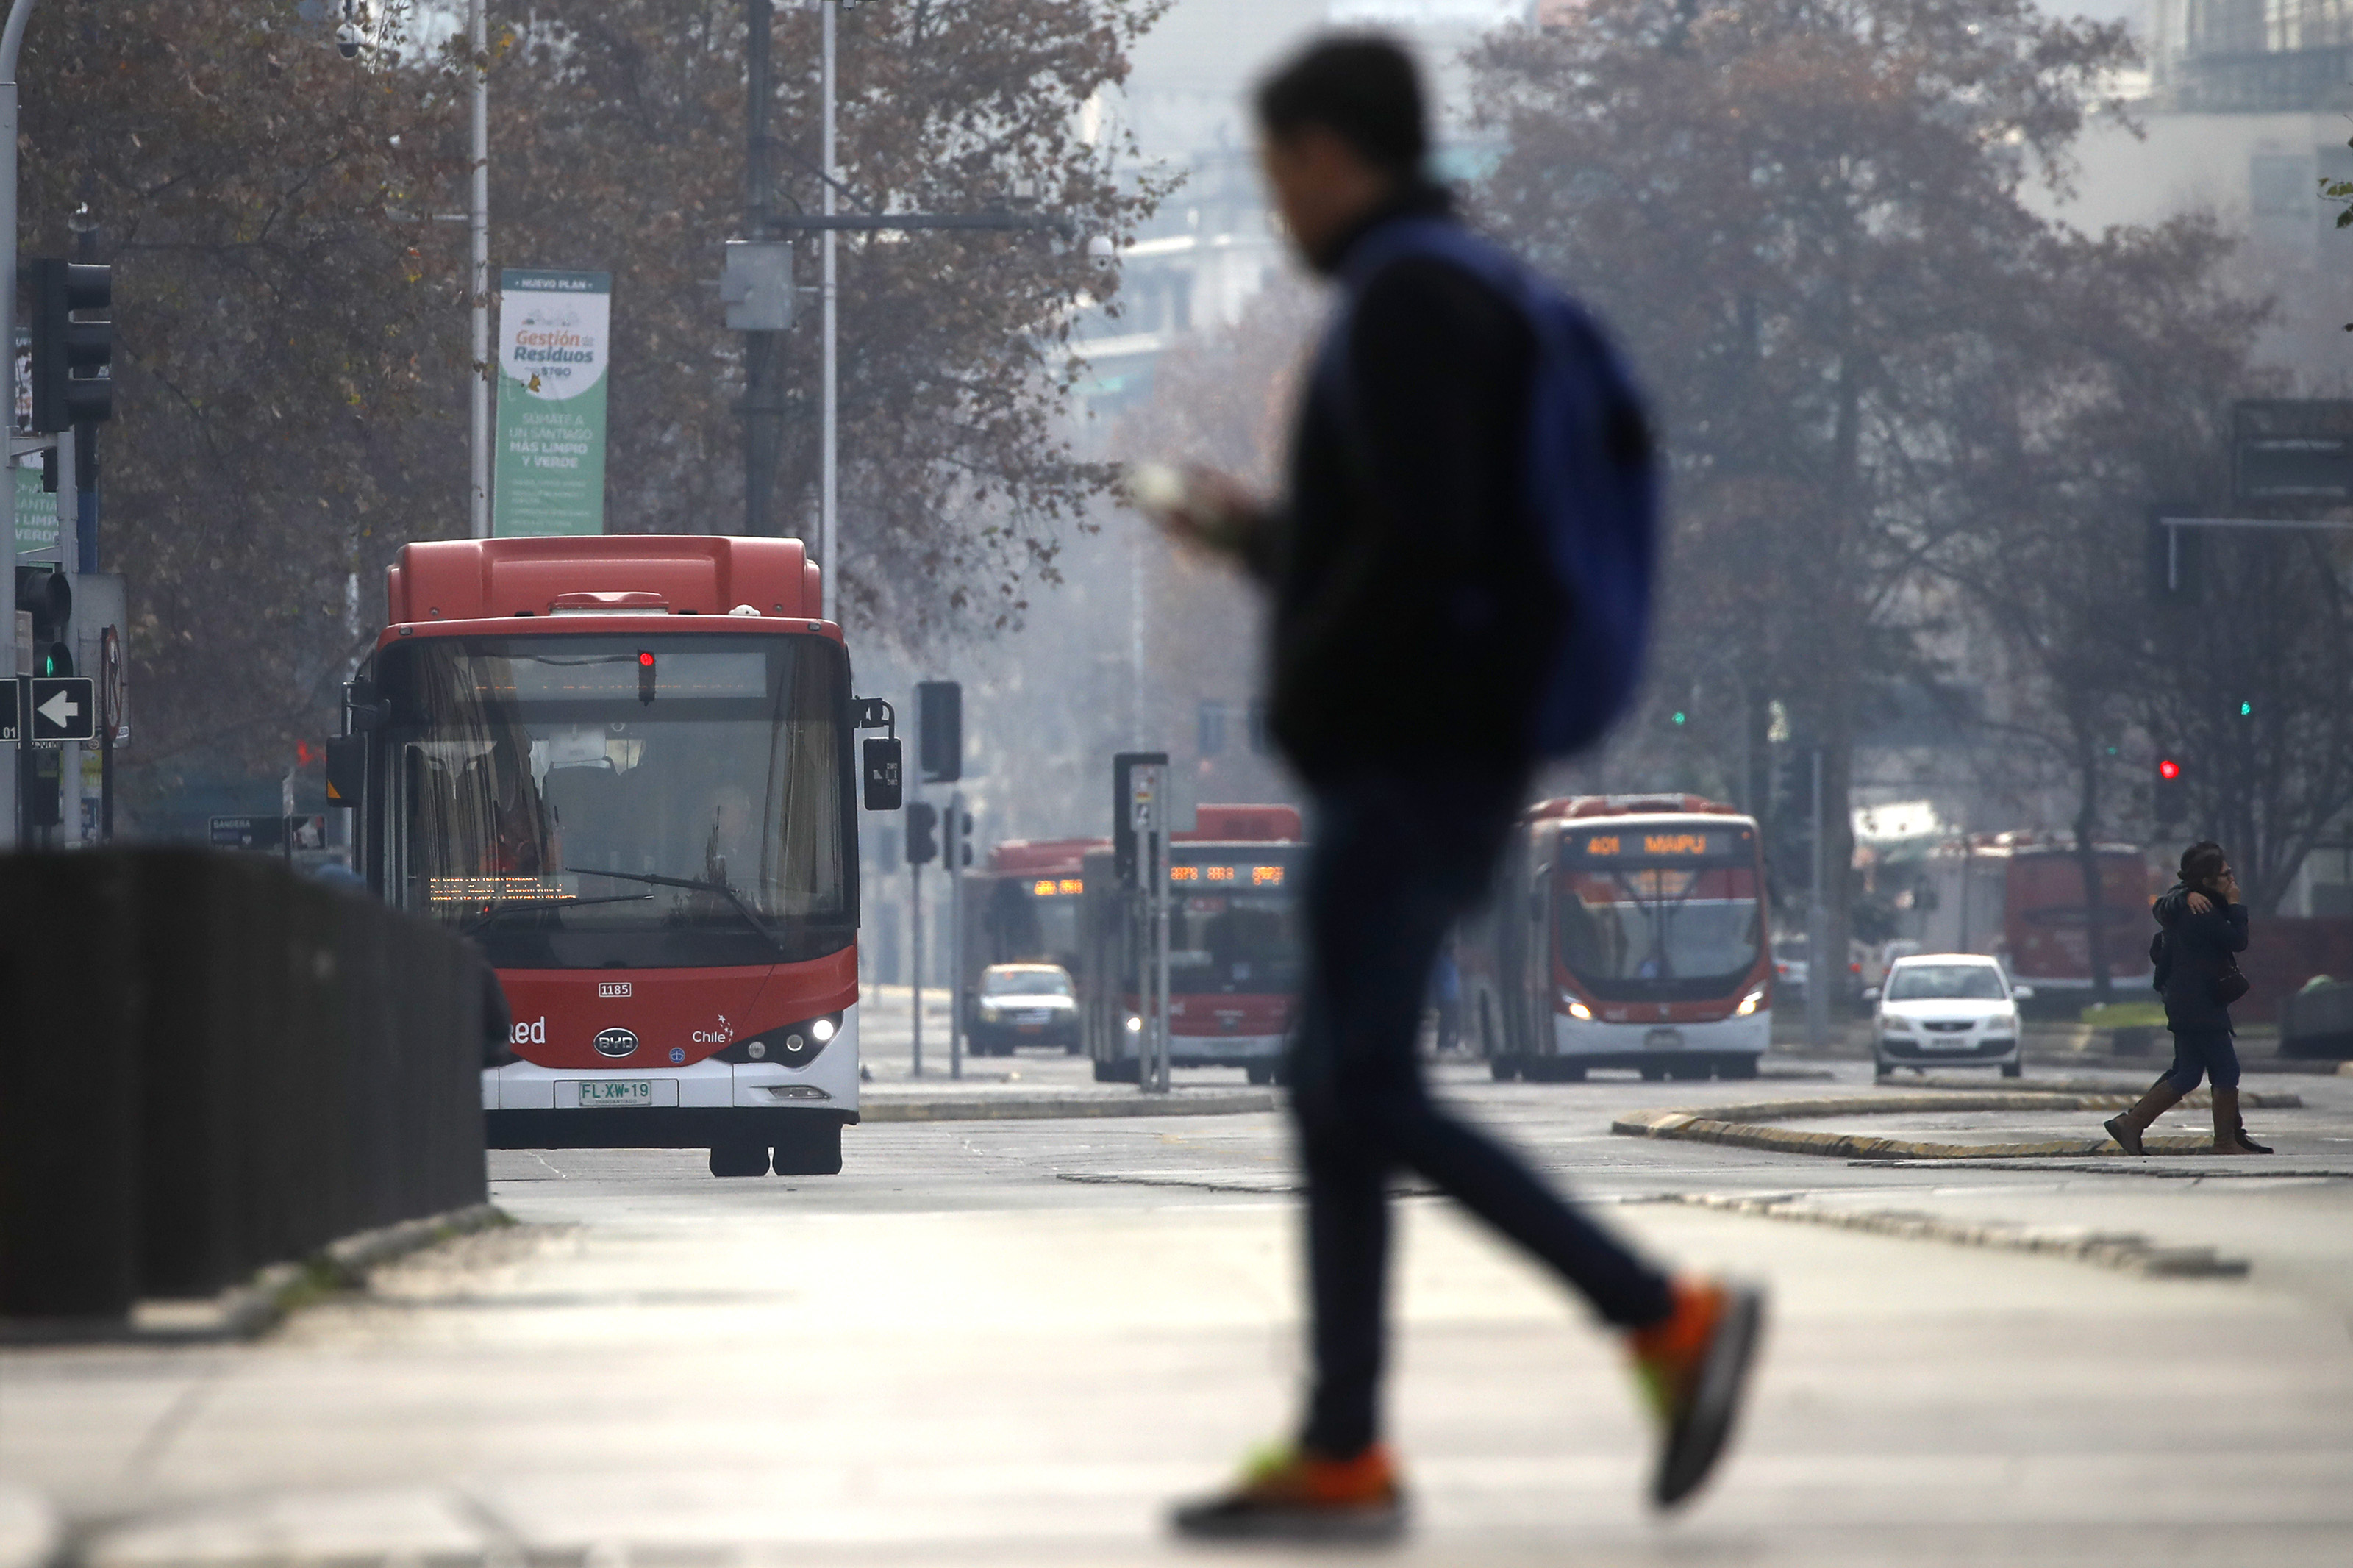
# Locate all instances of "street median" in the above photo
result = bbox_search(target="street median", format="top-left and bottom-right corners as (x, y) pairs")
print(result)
(860, 1087), (1278, 1122)
(1610, 1088), (2303, 1161)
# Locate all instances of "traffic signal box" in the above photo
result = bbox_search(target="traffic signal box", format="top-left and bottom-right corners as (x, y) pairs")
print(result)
(15, 567), (71, 676)
(2155, 757), (2188, 829)
(28, 259), (113, 432)
(916, 680), (961, 783)
(906, 801), (939, 865)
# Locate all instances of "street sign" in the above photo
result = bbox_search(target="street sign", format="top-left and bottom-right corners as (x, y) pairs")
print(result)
(2233, 400), (2353, 504)
(0, 677), (18, 743)
(209, 815), (274, 851)
(26, 676), (93, 741)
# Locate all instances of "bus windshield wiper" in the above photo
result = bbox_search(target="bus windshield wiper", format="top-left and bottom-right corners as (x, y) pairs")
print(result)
(460, 893), (652, 937)
(572, 868), (785, 953)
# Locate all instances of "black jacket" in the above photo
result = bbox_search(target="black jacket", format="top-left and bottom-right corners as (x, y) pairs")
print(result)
(2153, 881), (2249, 1032)
(1246, 187), (1565, 785)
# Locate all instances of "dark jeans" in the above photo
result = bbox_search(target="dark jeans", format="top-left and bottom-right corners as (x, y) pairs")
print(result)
(1290, 771), (1674, 1458)
(2162, 1028), (2240, 1094)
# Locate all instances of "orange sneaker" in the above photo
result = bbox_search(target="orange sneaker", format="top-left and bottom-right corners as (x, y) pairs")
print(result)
(1627, 1277), (1765, 1508)
(1170, 1442), (1406, 1542)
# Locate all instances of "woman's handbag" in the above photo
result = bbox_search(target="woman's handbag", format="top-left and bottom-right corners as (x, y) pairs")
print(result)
(2215, 958), (2251, 1006)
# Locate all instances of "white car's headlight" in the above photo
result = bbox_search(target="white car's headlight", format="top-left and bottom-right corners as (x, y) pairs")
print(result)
(1885, 1016), (1913, 1032)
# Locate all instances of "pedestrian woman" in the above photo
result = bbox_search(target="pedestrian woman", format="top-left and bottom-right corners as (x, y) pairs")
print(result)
(2104, 842), (2271, 1155)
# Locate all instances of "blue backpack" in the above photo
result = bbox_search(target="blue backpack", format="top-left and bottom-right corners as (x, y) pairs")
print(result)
(1325, 216), (1658, 759)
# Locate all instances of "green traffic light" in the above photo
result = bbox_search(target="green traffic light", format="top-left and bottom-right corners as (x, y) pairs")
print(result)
(2239, 701), (2253, 717)
(1671, 711), (1687, 726)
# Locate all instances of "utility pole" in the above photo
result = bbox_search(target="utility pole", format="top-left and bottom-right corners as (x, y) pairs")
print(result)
(740, 0), (782, 537)
(946, 790), (963, 1081)
(0, 0), (37, 838)
(1806, 746), (1830, 1050)
(819, 0), (838, 616)
(468, 0), (490, 540)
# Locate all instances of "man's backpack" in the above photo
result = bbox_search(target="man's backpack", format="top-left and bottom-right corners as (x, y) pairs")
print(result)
(1328, 217), (1659, 759)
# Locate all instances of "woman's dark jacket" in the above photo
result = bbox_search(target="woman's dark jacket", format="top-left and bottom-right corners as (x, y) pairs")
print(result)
(2153, 881), (2249, 1033)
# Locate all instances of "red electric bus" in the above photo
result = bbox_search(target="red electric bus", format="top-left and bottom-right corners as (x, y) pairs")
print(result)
(1077, 803), (1305, 1084)
(1460, 795), (1772, 1081)
(332, 535), (899, 1178)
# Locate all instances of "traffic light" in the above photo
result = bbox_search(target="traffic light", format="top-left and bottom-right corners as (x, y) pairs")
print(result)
(916, 679), (962, 782)
(956, 809), (974, 868)
(905, 800), (938, 865)
(2154, 756), (2188, 829)
(14, 566), (71, 676)
(28, 258), (113, 432)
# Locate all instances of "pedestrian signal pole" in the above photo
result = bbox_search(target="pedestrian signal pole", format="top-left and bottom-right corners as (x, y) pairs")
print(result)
(946, 790), (963, 1081)
(1130, 760), (1172, 1093)
(1805, 746), (1830, 1051)
(906, 797), (938, 1078)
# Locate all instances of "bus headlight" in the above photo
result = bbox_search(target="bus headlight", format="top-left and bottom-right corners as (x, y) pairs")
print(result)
(718, 1012), (843, 1067)
(1125, 1014), (1144, 1034)
(979, 1004), (1002, 1023)
(1566, 1000), (1593, 1021)
(1736, 988), (1766, 1017)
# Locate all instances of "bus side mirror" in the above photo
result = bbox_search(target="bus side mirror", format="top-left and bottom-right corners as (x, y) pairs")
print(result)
(2012, 984), (2035, 1001)
(344, 678), (388, 733)
(863, 737), (903, 812)
(325, 736), (365, 807)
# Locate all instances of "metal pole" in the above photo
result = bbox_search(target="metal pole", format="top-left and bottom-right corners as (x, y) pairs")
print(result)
(1153, 801), (1171, 1092)
(910, 855), (924, 1078)
(818, 0), (838, 623)
(54, 425), (76, 842)
(0, 0), (38, 840)
(948, 790), (963, 1081)
(742, 0), (777, 537)
(1806, 745), (1829, 1050)
(468, 0), (490, 539)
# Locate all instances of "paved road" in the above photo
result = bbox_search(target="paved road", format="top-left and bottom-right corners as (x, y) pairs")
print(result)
(7, 1050), (2352, 1567)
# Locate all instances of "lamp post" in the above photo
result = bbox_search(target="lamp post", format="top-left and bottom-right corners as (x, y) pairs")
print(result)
(468, 0), (489, 539)
(0, 0), (38, 837)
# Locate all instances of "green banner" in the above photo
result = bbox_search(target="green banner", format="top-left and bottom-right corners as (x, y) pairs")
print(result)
(13, 457), (58, 559)
(493, 268), (612, 537)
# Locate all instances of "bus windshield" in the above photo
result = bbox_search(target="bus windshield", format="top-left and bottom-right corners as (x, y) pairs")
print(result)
(1167, 851), (1302, 995)
(1555, 827), (1764, 1002)
(374, 632), (851, 969)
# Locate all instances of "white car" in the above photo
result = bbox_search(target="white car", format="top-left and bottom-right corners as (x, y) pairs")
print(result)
(1865, 954), (2031, 1078)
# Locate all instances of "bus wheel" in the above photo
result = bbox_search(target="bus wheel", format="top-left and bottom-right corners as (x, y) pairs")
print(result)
(773, 1123), (844, 1176)
(1716, 1054), (1760, 1081)
(709, 1139), (771, 1178)
(1639, 1063), (1669, 1082)
(1093, 1058), (1140, 1084)
(1246, 1065), (1274, 1086)
(1490, 1056), (1517, 1081)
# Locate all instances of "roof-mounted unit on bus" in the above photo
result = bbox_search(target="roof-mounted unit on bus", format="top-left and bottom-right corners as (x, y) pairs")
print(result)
(385, 535), (824, 625)
(1174, 803), (1303, 843)
(1531, 794), (1743, 823)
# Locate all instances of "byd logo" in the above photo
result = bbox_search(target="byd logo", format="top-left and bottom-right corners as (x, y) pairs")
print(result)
(594, 1028), (640, 1058)
(510, 1017), (547, 1046)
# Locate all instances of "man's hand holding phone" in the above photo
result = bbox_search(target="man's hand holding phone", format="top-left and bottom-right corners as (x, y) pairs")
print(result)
(1127, 462), (1266, 558)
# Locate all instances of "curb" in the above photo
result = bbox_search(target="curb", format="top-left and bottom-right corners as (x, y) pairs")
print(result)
(3, 1203), (509, 1347)
(861, 1090), (1278, 1122)
(1640, 1192), (2249, 1278)
(1610, 1089), (2302, 1162)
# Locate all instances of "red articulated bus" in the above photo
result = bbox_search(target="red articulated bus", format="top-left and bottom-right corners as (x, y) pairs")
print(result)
(1459, 795), (1772, 1082)
(335, 535), (897, 1178)
(1076, 803), (1306, 1084)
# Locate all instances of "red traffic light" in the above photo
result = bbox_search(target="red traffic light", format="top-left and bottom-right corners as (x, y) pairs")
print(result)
(638, 651), (655, 667)
(2158, 758), (2181, 780)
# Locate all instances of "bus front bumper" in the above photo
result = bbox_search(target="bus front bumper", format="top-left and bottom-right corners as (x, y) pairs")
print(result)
(1548, 1009), (1770, 1063)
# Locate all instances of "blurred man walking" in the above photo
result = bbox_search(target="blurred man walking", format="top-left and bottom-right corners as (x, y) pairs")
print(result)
(2106, 841), (2271, 1156)
(1140, 35), (1763, 1542)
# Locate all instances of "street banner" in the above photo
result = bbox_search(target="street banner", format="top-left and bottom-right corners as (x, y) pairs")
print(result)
(13, 458), (58, 559)
(493, 268), (612, 537)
